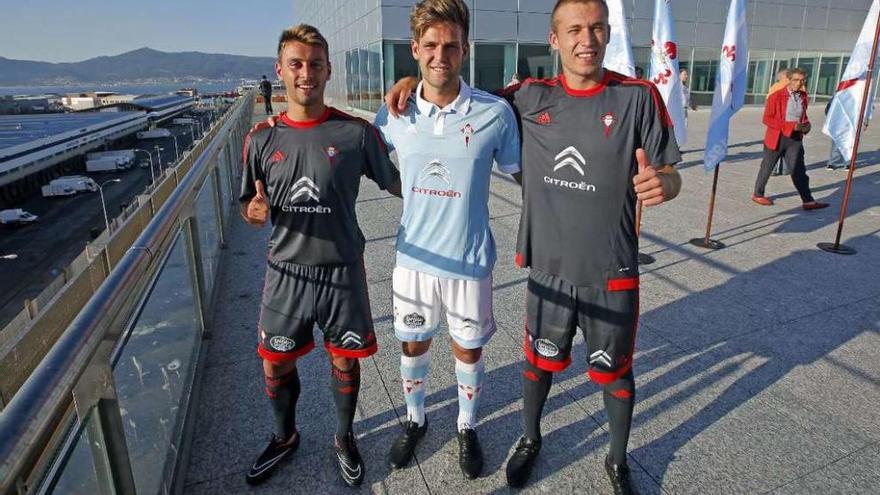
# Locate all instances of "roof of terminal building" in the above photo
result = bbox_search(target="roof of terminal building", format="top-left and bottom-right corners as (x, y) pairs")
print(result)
(129, 94), (193, 111)
(0, 112), (144, 151)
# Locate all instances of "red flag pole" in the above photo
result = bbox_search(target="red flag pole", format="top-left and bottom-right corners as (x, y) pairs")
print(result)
(635, 201), (656, 264)
(819, 10), (880, 255)
(690, 165), (726, 249)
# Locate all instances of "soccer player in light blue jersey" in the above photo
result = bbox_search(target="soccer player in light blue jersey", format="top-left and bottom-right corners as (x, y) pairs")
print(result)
(373, 0), (521, 480)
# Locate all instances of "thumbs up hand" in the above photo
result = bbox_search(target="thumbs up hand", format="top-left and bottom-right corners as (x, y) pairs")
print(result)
(632, 148), (666, 207)
(244, 180), (269, 226)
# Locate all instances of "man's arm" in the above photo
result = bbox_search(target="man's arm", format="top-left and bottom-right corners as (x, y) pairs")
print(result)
(384, 77), (419, 118)
(386, 179), (402, 198)
(796, 94), (812, 133)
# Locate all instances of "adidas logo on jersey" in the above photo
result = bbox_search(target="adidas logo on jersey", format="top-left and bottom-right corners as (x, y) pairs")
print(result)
(536, 112), (552, 125)
(544, 146), (597, 192)
(269, 150), (286, 164)
(282, 177), (332, 213)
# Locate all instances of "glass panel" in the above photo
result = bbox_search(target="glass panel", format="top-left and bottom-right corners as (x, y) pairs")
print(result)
(474, 43), (516, 92)
(517, 44), (554, 80)
(358, 47), (369, 110)
(796, 52), (820, 96)
(747, 49), (774, 104)
(195, 174), (220, 297)
(632, 47), (650, 80)
(113, 233), (200, 495)
(346, 50), (359, 108)
(47, 414), (100, 495)
(367, 42), (382, 112)
(690, 47), (719, 106)
(217, 146), (232, 217)
(816, 54), (842, 97)
(384, 41), (419, 92)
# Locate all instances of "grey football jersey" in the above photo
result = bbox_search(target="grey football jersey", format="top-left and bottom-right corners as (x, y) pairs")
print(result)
(240, 107), (399, 265)
(504, 71), (681, 287)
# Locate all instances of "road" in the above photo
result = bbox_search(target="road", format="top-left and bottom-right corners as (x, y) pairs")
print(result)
(0, 110), (214, 330)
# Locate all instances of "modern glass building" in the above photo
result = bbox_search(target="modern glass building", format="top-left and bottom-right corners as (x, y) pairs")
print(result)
(295, 0), (874, 112)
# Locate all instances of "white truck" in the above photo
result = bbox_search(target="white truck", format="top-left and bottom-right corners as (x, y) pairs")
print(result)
(136, 128), (171, 139)
(0, 209), (38, 226)
(86, 156), (129, 172)
(41, 176), (98, 197)
(87, 149), (135, 163)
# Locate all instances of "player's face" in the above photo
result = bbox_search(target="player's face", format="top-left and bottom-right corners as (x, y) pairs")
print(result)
(550, 2), (609, 82)
(412, 22), (468, 93)
(276, 41), (331, 109)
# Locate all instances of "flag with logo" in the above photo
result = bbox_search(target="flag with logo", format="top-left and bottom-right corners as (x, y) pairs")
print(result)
(703, 0), (748, 171)
(604, 0), (635, 77)
(650, 0), (687, 146)
(823, 0), (880, 163)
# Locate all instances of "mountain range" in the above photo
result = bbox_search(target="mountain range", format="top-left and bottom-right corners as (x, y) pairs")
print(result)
(0, 48), (276, 86)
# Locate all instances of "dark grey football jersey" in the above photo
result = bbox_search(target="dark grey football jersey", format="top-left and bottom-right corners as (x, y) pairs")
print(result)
(504, 71), (681, 287)
(240, 107), (400, 265)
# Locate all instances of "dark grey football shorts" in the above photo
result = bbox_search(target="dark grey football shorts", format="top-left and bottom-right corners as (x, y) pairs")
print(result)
(257, 258), (377, 362)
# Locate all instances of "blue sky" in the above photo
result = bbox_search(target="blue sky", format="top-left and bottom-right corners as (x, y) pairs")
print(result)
(1, 0), (297, 62)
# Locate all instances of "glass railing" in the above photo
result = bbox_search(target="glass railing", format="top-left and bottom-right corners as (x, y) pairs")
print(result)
(0, 92), (255, 495)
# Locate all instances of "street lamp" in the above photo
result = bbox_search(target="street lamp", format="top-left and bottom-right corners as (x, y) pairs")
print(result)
(97, 179), (121, 233)
(134, 149), (155, 182)
(154, 145), (165, 175)
(169, 134), (180, 162)
(185, 115), (203, 137)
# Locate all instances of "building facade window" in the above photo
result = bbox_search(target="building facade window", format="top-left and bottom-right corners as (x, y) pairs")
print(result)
(517, 44), (554, 80)
(473, 43), (516, 92)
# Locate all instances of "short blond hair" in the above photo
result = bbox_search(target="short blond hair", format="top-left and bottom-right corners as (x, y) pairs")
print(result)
(410, 0), (470, 43)
(550, 0), (609, 32)
(277, 24), (329, 61)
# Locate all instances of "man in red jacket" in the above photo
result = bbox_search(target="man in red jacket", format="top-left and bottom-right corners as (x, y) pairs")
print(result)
(752, 67), (828, 210)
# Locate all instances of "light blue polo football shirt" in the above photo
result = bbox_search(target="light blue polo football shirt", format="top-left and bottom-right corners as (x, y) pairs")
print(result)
(374, 78), (521, 280)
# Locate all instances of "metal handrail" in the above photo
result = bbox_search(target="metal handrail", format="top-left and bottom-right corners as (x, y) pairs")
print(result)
(0, 92), (254, 493)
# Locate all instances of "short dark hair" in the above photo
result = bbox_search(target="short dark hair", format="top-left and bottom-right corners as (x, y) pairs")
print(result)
(551, 0), (609, 32)
(790, 67), (806, 78)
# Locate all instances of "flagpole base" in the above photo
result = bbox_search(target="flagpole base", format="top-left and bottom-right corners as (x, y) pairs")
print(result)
(689, 238), (725, 250)
(637, 252), (656, 265)
(817, 242), (856, 255)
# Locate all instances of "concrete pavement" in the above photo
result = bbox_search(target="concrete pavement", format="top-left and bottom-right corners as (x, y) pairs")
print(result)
(184, 102), (880, 494)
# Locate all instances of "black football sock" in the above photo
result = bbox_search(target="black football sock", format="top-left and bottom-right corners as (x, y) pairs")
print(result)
(522, 360), (553, 441)
(603, 369), (635, 466)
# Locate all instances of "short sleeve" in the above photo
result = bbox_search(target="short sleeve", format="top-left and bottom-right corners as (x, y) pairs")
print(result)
(640, 84), (682, 167)
(372, 105), (396, 152)
(362, 122), (400, 190)
(239, 131), (265, 202)
(493, 102), (521, 174)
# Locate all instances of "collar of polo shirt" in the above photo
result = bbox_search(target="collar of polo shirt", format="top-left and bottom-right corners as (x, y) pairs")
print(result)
(415, 77), (472, 116)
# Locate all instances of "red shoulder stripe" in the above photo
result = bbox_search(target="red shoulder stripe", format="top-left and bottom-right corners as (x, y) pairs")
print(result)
(329, 107), (389, 154)
(616, 78), (674, 128)
(242, 121), (272, 168)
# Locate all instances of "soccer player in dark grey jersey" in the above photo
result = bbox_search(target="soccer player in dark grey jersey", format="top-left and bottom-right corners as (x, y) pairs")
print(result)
(385, 1), (682, 493)
(240, 25), (401, 488)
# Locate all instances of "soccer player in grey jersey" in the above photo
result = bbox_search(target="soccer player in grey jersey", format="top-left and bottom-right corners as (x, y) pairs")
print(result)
(241, 24), (401, 488)
(385, 1), (682, 493)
